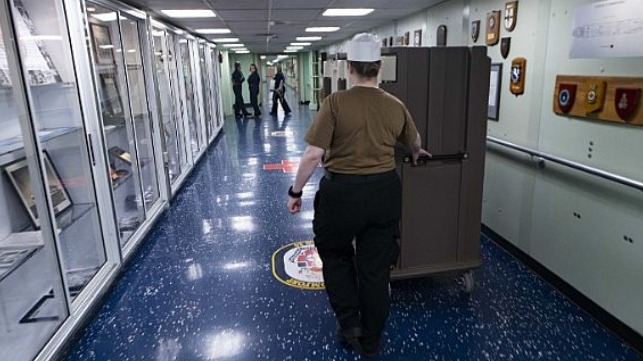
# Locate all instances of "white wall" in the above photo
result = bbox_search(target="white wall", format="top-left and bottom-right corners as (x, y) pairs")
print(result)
(323, 0), (643, 336)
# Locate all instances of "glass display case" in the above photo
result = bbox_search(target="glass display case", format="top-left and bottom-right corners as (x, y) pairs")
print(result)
(167, 33), (190, 179)
(179, 39), (201, 158)
(1, 0), (109, 359)
(209, 47), (223, 133)
(119, 13), (160, 214)
(86, 2), (148, 246)
(151, 27), (181, 184)
(1, 0), (223, 358)
(198, 43), (213, 141)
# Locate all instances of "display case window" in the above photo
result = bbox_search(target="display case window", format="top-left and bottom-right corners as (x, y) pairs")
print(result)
(1, 0), (112, 358)
(180, 40), (201, 157)
(168, 34), (190, 175)
(152, 28), (181, 183)
(86, 2), (146, 246)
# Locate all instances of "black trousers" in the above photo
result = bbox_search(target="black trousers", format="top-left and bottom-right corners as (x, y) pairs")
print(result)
(271, 91), (291, 114)
(313, 170), (401, 340)
(233, 86), (247, 116)
(250, 89), (260, 115)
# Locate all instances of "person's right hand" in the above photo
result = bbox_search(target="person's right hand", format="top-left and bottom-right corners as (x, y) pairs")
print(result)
(287, 197), (302, 214)
(412, 148), (432, 165)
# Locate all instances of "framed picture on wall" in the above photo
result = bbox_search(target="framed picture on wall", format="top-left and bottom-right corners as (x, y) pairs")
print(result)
(89, 23), (115, 65)
(413, 29), (422, 46)
(404, 31), (410, 45)
(4, 152), (72, 228)
(488, 63), (502, 120)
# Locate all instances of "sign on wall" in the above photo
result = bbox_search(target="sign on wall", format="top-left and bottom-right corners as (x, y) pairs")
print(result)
(570, 0), (643, 59)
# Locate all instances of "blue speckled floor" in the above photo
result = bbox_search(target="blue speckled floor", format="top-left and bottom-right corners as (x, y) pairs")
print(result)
(64, 103), (642, 361)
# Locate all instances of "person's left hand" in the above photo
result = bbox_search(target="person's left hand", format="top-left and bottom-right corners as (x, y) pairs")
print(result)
(287, 197), (302, 214)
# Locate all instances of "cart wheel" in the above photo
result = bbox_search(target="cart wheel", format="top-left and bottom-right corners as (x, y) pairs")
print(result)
(462, 271), (475, 293)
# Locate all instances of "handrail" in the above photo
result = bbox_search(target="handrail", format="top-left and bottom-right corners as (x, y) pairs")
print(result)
(486, 136), (643, 192)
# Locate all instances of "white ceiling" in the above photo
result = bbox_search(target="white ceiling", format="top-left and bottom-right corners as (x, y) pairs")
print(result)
(128, 0), (446, 53)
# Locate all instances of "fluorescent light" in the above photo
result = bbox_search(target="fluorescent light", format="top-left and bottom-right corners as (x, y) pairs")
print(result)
(92, 12), (117, 22)
(260, 55), (267, 59)
(196, 28), (231, 34)
(223, 43), (244, 47)
(323, 8), (374, 17)
(290, 42), (311, 46)
(211, 38), (239, 43)
(235, 50), (250, 54)
(161, 9), (216, 18)
(86, 7), (96, 12)
(284, 49), (298, 53)
(286, 46), (303, 50)
(306, 27), (340, 32)
(296, 36), (322, 41)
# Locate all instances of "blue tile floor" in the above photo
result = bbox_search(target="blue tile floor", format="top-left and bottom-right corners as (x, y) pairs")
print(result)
(65, 103), (642, 361)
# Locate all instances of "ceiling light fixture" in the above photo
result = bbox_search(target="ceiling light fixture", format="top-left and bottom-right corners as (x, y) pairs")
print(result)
(260, 55), (267, 59)
(223, 44), (245, 48)
(296, 36), (322, 41)
(235, 50), (250, 54)
(284, 49), (298, 53)
(211, 38), (239, 43)
(196, 28), (231, 34)
(161, 9), (216, 18)
(290, 42), (311, 46)
(323, 8), (374, 17)
(286, 46), (303, 50)
(305, 27), (340, 32)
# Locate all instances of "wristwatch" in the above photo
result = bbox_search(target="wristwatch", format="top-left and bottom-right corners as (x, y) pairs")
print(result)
(288, 186), (303, 198)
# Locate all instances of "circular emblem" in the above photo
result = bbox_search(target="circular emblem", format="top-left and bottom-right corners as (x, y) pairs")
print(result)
(489, 16), (496, 29)
(272, 241), (325, 290)
(511, 66), (521, 83)
(559, 89), (570, 107)
(587, 89), (597, 104)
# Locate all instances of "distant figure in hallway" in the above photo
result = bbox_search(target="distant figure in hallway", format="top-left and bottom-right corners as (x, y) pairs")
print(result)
(248, 63), (261, 117)
(232, 61), (250, 118)
(270, 65), (291, 116)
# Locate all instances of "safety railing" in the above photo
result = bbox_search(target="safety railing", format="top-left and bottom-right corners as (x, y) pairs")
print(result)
(486, 136), (643, 192)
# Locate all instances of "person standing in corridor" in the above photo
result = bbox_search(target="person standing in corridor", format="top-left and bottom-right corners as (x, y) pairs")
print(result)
(247, 63), (261, 117)
(232, 61), (250, 117)
(286, 33), (430, 358)
(270, 65), (291, 116)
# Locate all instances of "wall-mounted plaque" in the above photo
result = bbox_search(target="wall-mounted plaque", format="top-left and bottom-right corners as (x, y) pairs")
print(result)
(557, 83), (577, 113)
(501, 37), (511, 59)
(615, 88), (641, 120)
(585, 79), (606, 114)
(486, 11), (501, 46)
(471, 20), (481, 43)
(404, 31), (410, 46)
(437, 25), (447, 46)
(504, 1), (519, 32)
(553, 75), (643, 125)
(510, 57), (526, 95)
(413, 29), (422, 46)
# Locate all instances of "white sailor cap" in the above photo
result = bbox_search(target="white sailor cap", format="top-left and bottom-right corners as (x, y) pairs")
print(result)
(347, 33), (381, 62)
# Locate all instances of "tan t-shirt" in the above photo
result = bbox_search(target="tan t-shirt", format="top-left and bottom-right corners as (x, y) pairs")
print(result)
(305, 86), (419, 175)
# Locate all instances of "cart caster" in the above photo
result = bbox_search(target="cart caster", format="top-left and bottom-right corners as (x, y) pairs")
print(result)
(461, 271), (475, 293)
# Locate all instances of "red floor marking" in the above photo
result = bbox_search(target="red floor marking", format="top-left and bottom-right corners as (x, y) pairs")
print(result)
(263, 160), (299, 173)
